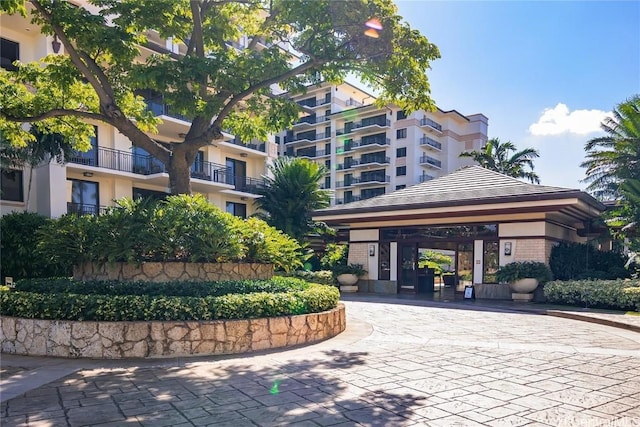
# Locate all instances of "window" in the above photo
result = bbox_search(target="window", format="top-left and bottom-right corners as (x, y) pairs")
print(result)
(324, 143), (331, 155)
(325, 159), (331, 169)
(396, 147), (406, 158)
(396, 110), (407, 120)
(483, 241), (499, 283)
(70, 127), (98, 166)
(396, 185), (406, 190)
(1, 169), (23, 201)
(325, 109), (331, 118)
(379, 242), (391, 280)
(324, 176), (330, 189)
(396, 166), (407, 176)
(361, 187), (385, 199)
(396, 128), (407, 139)
(1, 38), (19, 72)
(344, 190), (353, 203)
(69, 179), (99, 215)
(324, 126), (331, 138)
(133, 187), (168, 201)
(226, 158), (247, 189)
(191, 151), (207, 178)
(226, 202), (247, 219)
(132, 146), (164, 174)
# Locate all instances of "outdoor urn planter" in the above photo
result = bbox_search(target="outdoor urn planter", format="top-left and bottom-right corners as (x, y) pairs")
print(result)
(337, 273), (359, 293)
(496, 261), (551, 303)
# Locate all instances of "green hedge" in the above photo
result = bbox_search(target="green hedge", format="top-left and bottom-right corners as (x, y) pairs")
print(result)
(13, 276), (310, 297)
(276, 270), (335, 286)
(0, 279), (340, 321)
(544, 279), (640, 311)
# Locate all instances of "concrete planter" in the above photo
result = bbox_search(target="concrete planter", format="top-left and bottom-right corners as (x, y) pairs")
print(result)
(337, 274), (359, 293)
(509, 278), (539, 302)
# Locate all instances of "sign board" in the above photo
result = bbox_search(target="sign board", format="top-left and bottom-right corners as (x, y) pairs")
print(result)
(464, 286), (474, 299)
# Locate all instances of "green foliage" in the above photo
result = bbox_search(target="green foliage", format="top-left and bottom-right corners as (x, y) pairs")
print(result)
(277, 270), (335, 286)
(0, 277), (340, 321)
(320, 243), (348, 270)
(418, 250), (453, 275)
(495, 261), (552, 284)
(1, 0), (440, 194)
(333, 263), (367, 277)
(459, 138), (541, 183)
(35, 195), (302, 270)
(544, 280), (640, 311)
(549, 242), (629, 280)
(254, 157), (330, 241)
(0, 212), (71, 280)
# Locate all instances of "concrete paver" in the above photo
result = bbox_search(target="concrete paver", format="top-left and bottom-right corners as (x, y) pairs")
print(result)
(1, 297), (640, 426)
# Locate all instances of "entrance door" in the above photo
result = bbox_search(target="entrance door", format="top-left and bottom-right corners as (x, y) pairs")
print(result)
(398, 244), (417, 293)
(456, 243), (474, 292)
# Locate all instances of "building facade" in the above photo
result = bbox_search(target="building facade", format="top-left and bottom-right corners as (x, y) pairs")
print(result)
(0, 4), (277, 219)
(278, 82), (488, 206)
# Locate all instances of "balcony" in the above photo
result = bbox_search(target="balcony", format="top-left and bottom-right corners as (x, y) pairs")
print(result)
(353, 136), (390, 149)
(294, 149), (330, 159)
(419, 155), (442, 169)
(286, 131), (331, 144)
(353, 174), (390, 185)
(336, 117), (391, 135)
(419, 173), (435, 183)
(355, 156), (390, 167)
(419, 136), (442, 151)
(67, 147), (264, 195)
(296, 96), (332, 109)
(226, 137), (266, 153)
(293, 115), (330, 127)
(419, 117), (443, 133)
(67, 203), (107, 216)
(335, 195), (362, 205)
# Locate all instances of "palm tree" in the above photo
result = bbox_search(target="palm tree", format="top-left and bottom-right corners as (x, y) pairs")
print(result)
(459, 138), (541, 183)
(254, 157), (330, 241)
(581, 95), (640, 199)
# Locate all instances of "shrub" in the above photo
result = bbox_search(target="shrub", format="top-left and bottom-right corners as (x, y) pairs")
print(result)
(0, 278), (340, 321)
(277, 270), (335, 286)
(496, 261), (552, 284)
(549, 242), (629, 280)
(0, 212), (72, 280)
(544, 279), (640, 311)
(36, 195), (304, 270)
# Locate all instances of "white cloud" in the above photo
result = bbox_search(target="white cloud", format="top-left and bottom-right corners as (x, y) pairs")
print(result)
(528, 103), (609, 136)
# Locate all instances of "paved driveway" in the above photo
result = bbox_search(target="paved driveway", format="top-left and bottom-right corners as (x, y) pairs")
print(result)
(2, 299), (640, 426)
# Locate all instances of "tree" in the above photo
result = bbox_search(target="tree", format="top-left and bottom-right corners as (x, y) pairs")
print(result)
(581, 95), (640, 199)
(459, 138), (541, 184)
(254, 157), (329, 241)
(0, 0), (440, 195)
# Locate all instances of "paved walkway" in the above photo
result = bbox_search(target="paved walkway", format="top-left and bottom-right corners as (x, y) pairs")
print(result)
(1, 297), (640, 426)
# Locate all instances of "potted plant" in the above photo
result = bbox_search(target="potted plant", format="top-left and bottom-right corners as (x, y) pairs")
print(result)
(333, 263), (367, 292)
(496, 261), (552, 299)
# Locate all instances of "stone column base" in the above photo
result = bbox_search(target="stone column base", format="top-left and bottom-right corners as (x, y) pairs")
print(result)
(511, 292), (534, 302)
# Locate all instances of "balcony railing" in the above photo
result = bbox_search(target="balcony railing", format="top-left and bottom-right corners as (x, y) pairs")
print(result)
(357, 156), (390, 166)
(294, 115), (329, 126)
(335, 195), (362, 205)
(294, 149), (330, 158)
(353, 175), (390, 185)
(354, 137), (390, 148)
(67, 203), (107, 216)
(420, 117), (443, 132)
(67, 147), (264, 194)
(296, 97), (331, 108)
(419, 136), (442, 150)
(419, 155), (442, 168)
(145, 100), (191, 122)
(336, 119), (391, 135)
(419, 173), (435, 183)
(228, 137), (266, 153)
(287, 131), (331, 143)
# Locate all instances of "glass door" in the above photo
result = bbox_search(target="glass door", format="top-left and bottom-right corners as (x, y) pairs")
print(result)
(398, 244), (417, 293)
(456, 243), (474, 292)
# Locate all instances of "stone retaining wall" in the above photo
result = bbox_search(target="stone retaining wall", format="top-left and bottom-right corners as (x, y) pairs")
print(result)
(73, 262), (273, 282)
(0, 305), (345, 359)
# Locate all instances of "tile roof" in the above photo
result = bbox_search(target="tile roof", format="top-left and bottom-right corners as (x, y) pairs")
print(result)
(316, 166), (603, 215)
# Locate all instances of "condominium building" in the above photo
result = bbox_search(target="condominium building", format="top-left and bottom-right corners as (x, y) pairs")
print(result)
(0, 7), (277, 219)
(278, 82), (488, 206)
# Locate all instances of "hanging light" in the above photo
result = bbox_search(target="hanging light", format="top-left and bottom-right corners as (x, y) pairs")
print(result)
(364, 28), (380, 39)
(51, 34), (61, 53)
(365, 18), (383, 31)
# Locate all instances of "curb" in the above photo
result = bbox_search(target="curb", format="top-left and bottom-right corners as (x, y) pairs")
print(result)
(544, 310), (640, 333)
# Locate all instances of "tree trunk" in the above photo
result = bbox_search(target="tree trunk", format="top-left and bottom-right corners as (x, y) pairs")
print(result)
(167, 151), (193, 195)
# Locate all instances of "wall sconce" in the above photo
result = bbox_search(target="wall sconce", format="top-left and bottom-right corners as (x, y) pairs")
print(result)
(504, 242), (512, 256)
(83, 172), (94, 177)
(51, 34), (61, 54)
(369, 244), (376, 257)
(240, 196), (248, 201)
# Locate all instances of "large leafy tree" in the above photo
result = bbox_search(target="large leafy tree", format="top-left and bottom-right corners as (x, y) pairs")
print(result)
(459, 137), (541, 184)
(254, 157), (329, 241)
(0, 0), (440, 194)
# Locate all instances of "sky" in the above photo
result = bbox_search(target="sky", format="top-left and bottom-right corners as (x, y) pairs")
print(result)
(393, 0), (640, 191)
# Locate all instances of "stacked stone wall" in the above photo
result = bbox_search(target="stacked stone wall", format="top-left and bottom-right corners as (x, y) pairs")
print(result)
(513, 239), (547, 263)
(347, 243), (369, 279)
(0, 305), (345, 359)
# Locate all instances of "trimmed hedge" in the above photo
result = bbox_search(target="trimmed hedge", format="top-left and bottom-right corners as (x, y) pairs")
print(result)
(276, 270), (335, 286)
(0, 277), (340, 321)
(544, 279), (640, 311)
(13, 276), (310, 297)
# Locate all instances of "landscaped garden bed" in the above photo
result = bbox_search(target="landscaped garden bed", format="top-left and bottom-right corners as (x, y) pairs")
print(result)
(544, 279), (640, 311)
(0, 277), (343, 358)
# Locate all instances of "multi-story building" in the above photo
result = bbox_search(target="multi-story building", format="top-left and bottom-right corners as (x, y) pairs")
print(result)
(0, 7), (277, 219)
(278, 82), (488, 206)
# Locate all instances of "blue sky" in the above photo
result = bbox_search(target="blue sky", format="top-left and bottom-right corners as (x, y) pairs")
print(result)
(394, 0), (640, 191)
